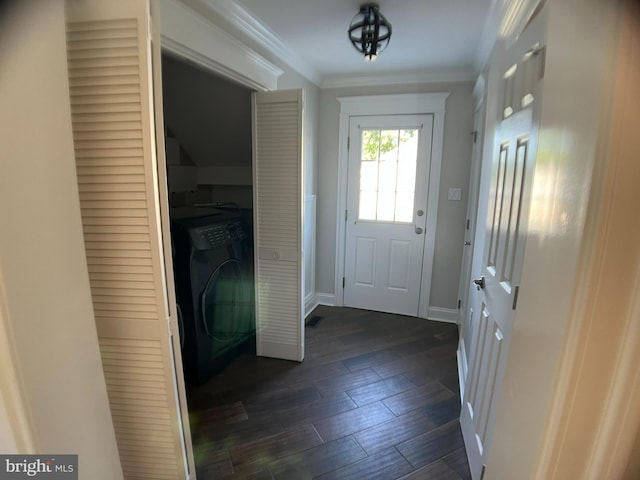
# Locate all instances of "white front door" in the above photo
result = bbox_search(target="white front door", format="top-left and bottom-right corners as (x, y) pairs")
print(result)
(344, 114), (433, 316)
(460, 106), (536, 479)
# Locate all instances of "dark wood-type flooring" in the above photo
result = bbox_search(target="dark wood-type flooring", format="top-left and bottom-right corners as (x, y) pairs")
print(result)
(187, 306), (471, 479)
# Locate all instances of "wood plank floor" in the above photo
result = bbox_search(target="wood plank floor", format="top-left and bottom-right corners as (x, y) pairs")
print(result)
(186, 306), (471, 479)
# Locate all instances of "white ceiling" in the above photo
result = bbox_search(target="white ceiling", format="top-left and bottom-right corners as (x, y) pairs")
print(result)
(182, 0), (501, 87)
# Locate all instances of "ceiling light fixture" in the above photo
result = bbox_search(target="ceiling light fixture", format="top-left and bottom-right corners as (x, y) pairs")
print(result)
(348, 4), (392, 62)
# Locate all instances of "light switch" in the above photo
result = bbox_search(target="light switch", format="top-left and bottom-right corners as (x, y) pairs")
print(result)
(448, 187), (462, 201)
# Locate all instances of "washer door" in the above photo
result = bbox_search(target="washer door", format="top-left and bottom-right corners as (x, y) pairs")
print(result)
(200, 259), (253, 345)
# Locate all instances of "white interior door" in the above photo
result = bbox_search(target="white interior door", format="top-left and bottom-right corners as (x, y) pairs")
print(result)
(253, 89), (304, 362)
(460, 106), (536, 479)
(344, 115), (433, 316)
(66, 0), (194, 477)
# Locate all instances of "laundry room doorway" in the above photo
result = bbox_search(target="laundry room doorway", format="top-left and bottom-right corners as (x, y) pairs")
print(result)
(159, 53), (257, 385)
(158, 50), (306, 376)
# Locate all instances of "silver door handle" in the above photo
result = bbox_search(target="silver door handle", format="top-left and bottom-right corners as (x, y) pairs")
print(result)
(415, 227), (423, 234)
(473, 276), (485, 290)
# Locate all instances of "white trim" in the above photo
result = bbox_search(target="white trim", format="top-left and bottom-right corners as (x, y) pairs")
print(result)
(304, 293), (318, 318)
(586, 272), (640, 479)
(304, 195), (317, 309)
(474, 0), (544, 72)
(316, 292), (336, 307)
(159, 0), (283, 91)
(0, 271), (36, 453)
(336, 94), (449, 118)
(321, 69), (476, 89)
(334, 93), (449, 317)
(457, 336), (468, 402)
(185, 0), (322, 86)
(426, 307), (459, 324)
(473, 74), (486, 108)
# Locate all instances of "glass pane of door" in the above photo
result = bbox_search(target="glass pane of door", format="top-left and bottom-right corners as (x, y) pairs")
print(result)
(358, 128), (419, 223)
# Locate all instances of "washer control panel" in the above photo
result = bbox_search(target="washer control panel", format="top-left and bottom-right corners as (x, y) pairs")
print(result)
(190, 221), (247, 250)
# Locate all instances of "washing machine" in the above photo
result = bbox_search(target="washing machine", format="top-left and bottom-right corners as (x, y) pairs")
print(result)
(171, 209), (255, 384)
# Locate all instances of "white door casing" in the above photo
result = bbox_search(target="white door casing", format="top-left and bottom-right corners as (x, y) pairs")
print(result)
(335, 94), (448, 318)
(457, 82), (486, 395)
(344, 115), (433, 316)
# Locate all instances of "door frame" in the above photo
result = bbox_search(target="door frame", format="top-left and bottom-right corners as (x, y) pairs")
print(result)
(456, 75), (486, 395)
(344, 114), (434, 316)
(334, 93), (448, 318)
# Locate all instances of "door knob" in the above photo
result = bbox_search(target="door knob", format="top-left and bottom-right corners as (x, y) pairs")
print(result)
(464, 241), (471, 246)
(415, 227), (423, 234)
(473, 276), (485, 290)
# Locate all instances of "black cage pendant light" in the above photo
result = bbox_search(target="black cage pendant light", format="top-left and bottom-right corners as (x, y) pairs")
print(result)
(348, 4), (392, 62)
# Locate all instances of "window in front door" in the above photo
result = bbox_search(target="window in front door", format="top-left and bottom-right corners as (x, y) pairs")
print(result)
(358, 128), (419, 223)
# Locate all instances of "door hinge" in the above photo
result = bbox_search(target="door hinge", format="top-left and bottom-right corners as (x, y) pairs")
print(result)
(512, 285), (520, 310)
(342, 277), (345, 289)
(481, 464), (487, 480)
(466, 218), (470, 230)
(471, 130), (478, 143)
(347, 136), (350, 150)
(345, 209), (348, 222)
(457, 299), (462, 309)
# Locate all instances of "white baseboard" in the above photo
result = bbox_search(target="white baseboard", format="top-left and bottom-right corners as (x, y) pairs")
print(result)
(457, 338), (468, 402)
(308, 298), (459, 324)
(426, 306), (459, 324)
(304, 293), (318, 318)
(315, 292), (336, 307)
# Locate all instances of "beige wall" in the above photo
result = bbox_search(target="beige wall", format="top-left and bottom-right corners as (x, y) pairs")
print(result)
(316, 82), (475, 311)
(0, 1), (122, 477)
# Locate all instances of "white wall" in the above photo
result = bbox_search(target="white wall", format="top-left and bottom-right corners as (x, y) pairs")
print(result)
(316, 82), (475, 312)
(0, 1), (122, 477)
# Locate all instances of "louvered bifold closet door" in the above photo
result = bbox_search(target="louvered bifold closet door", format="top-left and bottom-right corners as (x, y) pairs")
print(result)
(66, 1), (190, 478)
(253, 90), (304, 361)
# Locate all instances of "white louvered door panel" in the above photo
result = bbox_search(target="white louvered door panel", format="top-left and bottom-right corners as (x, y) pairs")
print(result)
(253, 90), (304, 361)
(66, 1), (191, 478)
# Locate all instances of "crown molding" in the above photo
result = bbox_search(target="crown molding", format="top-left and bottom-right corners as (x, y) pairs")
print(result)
(180, 0), (323, 86)
(159, 0), (283, 91)
(321, 69), (476, 89)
